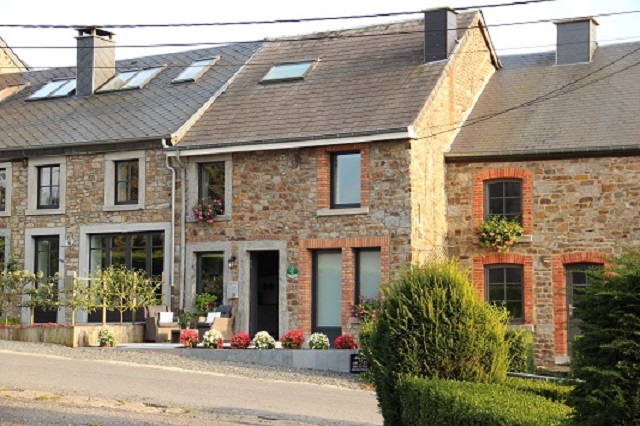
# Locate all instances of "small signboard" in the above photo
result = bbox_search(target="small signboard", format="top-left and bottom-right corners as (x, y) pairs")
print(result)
(350, 353), (369, 373)
(286, 265), (299, 279)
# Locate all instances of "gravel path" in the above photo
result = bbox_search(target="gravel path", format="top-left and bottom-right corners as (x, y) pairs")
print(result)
(0, 340), (365, 391)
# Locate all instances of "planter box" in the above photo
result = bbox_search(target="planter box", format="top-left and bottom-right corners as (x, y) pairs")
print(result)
(0, 324), (144, 347)
(171, 348), (360, 373)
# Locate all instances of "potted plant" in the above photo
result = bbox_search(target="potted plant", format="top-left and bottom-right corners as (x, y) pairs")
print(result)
(202, 329), (224, 349)
(97, 325), (117, 348)
(478, 215), (524, 253)
(253, 331), (276, 350)
(180, 329), (199, 348)
(230, 332), (251, 349)
(335, 333), (358, 349)
(308, 332), (330, 350)
(178, 312), (195, 330)
(195, 293), (217, 317)
(191, 197), (223, 224)
(280, 329), (305, 349)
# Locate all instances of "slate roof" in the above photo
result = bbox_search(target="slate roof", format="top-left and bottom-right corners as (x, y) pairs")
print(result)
(447, 41), (640, 159)
(0, 41), (262, 153)
(178, 11), (484, 149)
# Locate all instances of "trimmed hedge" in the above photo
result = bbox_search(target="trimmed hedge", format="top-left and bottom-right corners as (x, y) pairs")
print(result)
(398, 376), (572, 426)
(505, 377), (573, 404)
(506, 329), (534, 373)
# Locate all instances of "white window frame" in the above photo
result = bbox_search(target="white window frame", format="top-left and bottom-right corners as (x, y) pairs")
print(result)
(0, 162), (12, 217)
(26, 156), (66, 215)
(103, 150), (146, 211)
(186, 154), (232, 221)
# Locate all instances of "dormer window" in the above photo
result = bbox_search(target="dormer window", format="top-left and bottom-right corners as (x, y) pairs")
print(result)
(261, 61), (314, 83)
(173, 57), (220, 83)
(97, 66), (164, 92)
(28, 78), (76, 100)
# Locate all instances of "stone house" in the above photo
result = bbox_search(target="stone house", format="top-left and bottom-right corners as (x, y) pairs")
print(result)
(0, 27), (261, 323)
(445, 17), (640, 366)
(167, 9), (499, 343)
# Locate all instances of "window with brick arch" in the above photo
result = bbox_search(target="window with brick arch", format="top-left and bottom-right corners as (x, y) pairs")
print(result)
(485, 264), (523, 322)
(484, 179), (522, 223)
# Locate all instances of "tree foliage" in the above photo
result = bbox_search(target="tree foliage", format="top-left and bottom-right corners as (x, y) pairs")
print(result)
(361, 261), (510, 425)
(569, 249), (640, 425)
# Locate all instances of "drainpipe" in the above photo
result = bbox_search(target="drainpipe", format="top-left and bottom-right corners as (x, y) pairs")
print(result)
(174, 152), (187, 311)
(163, 139), (176, 308)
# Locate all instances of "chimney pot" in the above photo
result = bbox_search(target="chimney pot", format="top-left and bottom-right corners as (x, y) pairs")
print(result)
(554, 17), (599, 65)
(424, 8), (458, 63)
(75, 26), (116, 96)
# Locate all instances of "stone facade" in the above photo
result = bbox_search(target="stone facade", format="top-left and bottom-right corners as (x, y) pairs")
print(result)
(446, 155), (640, 365)
(0, 147), (175, 322)
(410, 22), (496, 263)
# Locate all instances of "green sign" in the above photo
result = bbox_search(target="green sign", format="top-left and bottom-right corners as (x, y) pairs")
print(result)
(286, 265), (299, 279)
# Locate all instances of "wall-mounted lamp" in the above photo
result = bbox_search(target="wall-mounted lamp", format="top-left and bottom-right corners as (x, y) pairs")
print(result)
(540, 255), (551, 266)
(62, 235), (75, 247)
(227, 255), (237, 270)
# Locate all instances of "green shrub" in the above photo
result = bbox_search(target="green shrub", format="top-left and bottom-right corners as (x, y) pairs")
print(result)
(362, 261), (510, 425)
(505, 377), (573, 404)
(506, 329), (534, 373)
(569, 249), (640, 425)
(398, 376), (572, 426)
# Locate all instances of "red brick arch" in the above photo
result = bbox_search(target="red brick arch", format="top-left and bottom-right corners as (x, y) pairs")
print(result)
(552, 252), (608, 357)
(472, 252), (534, 325)
(472, 168), (533, 234)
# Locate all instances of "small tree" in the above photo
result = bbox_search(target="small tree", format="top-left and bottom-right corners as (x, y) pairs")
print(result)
(63, 274), (97, 326)
(0, 270), (36, 324)
(569, 249), (640, 425)
(22, 272), (59, 325)
(361, 261), (510, 425)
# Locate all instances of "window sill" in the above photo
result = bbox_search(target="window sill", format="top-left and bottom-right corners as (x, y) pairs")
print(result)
(186, 215), (230, 223)
(507, 323), (534, 332)
(25, 208), (65, 216)
(472, 234), (533, 245)
(317, 207), (369, 217)
(0, 211), (10, 217)
(103, 204), (145, 212)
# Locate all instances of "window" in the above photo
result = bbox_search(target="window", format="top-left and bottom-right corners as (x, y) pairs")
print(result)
(104, 151), (145, 211)
(0, 168), (6, 211)
(115, 160), (139, 205)
(37, 165), (60, 209)
(197, 252), (224, 303)
(28, 78), (76, 100)
(486, 265), (523, 322)
(261, 61), (314, 82)
(199, 162), (225, 207)
(485, 179), (522, 221)
(313, 250), (343, 344)
(173, 57), (220, 83)
(88, 232), (164, 322)
(97, 66), (164, 92)
(33, 236), (59, 323)
(27, 156), (66, 215)
(331, 152), (361, 209)
(356, 249), (381, 300)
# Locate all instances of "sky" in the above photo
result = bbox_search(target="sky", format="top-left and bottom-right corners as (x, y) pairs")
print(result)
(0, 0), (638, 69)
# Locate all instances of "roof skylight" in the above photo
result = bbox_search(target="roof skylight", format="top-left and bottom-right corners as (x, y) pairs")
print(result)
(28, 78), (76, 100)
(261, 61), (314, 83)
(97, 66), (164, 93)
(173, 56), (220, 83)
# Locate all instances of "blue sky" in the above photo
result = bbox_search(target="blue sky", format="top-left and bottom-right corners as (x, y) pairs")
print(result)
(1, 0), (638, 69)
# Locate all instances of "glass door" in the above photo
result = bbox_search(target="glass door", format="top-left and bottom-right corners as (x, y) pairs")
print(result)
(33, 236), (59, 323)
(313, 250), (342, 346)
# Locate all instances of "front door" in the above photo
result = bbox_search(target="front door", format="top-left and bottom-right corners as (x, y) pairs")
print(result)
(566, 263), (600, 346)
(249, 251), (279, 339)
(312, 250), (342, 346)
(33, 236), (59, 324)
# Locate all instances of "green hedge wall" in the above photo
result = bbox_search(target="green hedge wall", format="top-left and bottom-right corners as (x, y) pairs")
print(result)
(398, 376), (572, 426)
(505, 377), (573, 404)
(506, 329), (534, 373)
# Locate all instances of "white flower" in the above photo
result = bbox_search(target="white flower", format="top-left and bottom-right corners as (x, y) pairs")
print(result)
(253, 331), (276, 350)
(202, 329), (224, 349)
(308, 332), (330, 350)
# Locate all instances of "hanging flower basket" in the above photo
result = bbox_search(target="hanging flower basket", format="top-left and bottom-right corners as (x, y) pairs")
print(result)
(478, 215), (524, 253)
(191, 198), (223, 224)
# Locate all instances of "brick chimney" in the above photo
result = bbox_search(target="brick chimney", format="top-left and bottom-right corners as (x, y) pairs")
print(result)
(424, 8), (458, 63)
(75, 27), (115, 96)
(554, 17), (598, 65)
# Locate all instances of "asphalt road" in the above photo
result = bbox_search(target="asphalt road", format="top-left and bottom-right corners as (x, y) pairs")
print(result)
(0, 351), (382, 425)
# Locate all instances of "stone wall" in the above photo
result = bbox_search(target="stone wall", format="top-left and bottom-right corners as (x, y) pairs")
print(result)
(446, 155), (640, 365)
(410, 18), (496, 264)
(183, 141), (411, 336)
(0, 147), (175, 322)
